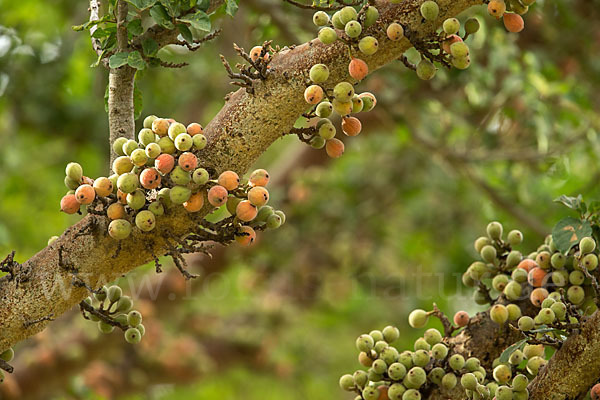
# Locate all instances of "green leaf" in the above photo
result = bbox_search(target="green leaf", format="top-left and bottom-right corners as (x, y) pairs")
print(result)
(177, 23), (193, 43)
(126, 0), (157, 9)
(109, 52), (130, 68)
(150, 4), (175, 29)
(127, 18), (143, 36)
(142, 37), (159, 57)
(196, 0), (210, 11)
(179, 10), (210, 31)
(160, 0), (186, 17)
(499, 339), (527, 363)
(554, 194), (584, 211)
(134, 85), (143, 119)
(127, 51), (147, 70)
(552, 217), (592, 253)
(72, 15), (111, 32)
(225, 0), (239, 16)
(90, 49), (107, 68)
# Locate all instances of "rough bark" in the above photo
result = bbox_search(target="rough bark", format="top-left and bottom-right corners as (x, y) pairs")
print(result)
(0, 0), (484, 363)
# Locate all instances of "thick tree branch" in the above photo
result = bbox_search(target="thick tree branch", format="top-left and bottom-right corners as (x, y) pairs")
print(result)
(0, 0), (484, 353)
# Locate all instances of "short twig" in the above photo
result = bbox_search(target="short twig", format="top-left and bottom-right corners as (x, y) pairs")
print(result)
(23, 314), (55, 328)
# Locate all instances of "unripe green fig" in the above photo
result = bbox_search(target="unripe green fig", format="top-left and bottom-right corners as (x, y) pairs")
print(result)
(580, 236), (596, 253)
(193, 133), (207, 150)
(461, 373), (478, 391)
(504, 281), (522, 301)
(266, 213), (282, 229)
(316, 101), (333, 118)
(416, 58), (436, 80)
(98, 321), (115, 334)
(130, 148), (148, 167)
(512, 374), (528, 392)
(507, 304), (523, 320)
(452, 55), (471, 70)
(486, 221), (503, 240)
(492, 274), (509, 291)
(405, 366), (426, 387)
(413, 338), (430, 351)
(465, 18), (480, 34)
(117, 173), (139, 194)
(363, 6), (379, 27)
(339, 6), (358, 24)
(356, 334), (375, 352)
(138, 128), (156, 146)
(313, 11), (329, 26)
(113, 137), (128, 156)
(442, 373), (457, 390)
(170, 185), (192, 205)
(318, 121), (336, 140)
(408, 309), (428, 328)
(64, 176), (79, 190)
(310, 135), (325, 149)
(318, 27), (338, 45)
(493, 364), (512, 384)
(383, 325), (400, 343)
(332, 99), (353, 116)
(0, 348), (14, 362)
(122, 139), (139, 156)
(420, 1), (439, 21)
(113, 155), (134, 175)
(423, 328), (442, 345)
(331, 11), (345, 29)
(135, 210), (156, 232)
(116, 295), (133, 313)
(490, 304), (509, 325)
(431, 343), (448, 360)
(174, 133), (193, 151)
(143, 115), (157, 129)
(345, 20), (362, 38)
(351, 96), (364, 113)
(496, 386), (513, 400)
(507, 229), (523, 246)
(167, 122), (186, 140)
(66, 162), (83, 183)
(506, 250), (522, 268)
(358, 36), (378, 55)
(339, 374), (355, 391)
(192, 168), (210, 185)
(362, 386), (380, 400)
(170, 166), (192, 185)
(127, 310), (142, 326)
(157, 136), (175, 154)
(309, 63), (329, 84)
(108, 219), (131, 240)
(388, 362), (407, 380)
(334, 82), (355, 103)
(480, 245), (497, 263)
(567, 285), (585, 304)
(448, 354), (465, 370)
(511, 267), (528, 283)
(550, 301), (567, 320)
(359, 92), (376, 112)
(443, 18), (460, 35)
(474, 236), (491, 253)
(125, 327), (142, 344)
(127, 189), (146, 210)
(583, 253), (598, 270)
(353, 370), (368, 387)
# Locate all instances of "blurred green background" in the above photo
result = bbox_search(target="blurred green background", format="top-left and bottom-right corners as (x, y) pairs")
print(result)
(1, 0), (600, 399)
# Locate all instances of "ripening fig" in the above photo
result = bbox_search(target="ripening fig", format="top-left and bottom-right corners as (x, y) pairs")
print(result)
(490, 304), (509, 325)
(318, 27), (338, 45)
(75, 184), (95, 205)
(325, 138), (345, 158)
(332, 99), (353, 116)
(92, 177), (112, 197)
(249, 46), (264, 62)
(313, 10), (329, 26)
(359, 92), (377, 112)
(249, 169), (270, 187)
(152, 118), (170, 136)
(358, 36), (378, 55)
(416, 58), (436, 80)
(236, 200), (258, 222)
(386, 22), (404, 41)
(135, 210), (155, 232)
(108, 219), (132, 240)
(443, 18), (460, 35)
(318, 120), (336, 140)
(117, 190), (128, 205)
(174, 133), (193, 151)
(591, 383), (600, 400)
(503, 12), (524, 32)
(527, 267), (548, 287)
(420, 0), (439, 21)
(122, 139), (139, 156)
(66, 162), (83, 183)
(139, 168), (161, 189)
(127, 189), (146, 210)
(169, 185), (191, 205)
(530, 287), (549, 307)
(186, 122), (203, 136)
(517, 258), (537, 272)
(233, 226), (256, 247)
(349, 58), (368, 81)
(60, 194), (80, 214)
(442, 34), (462, 54)
(107, 204), (125, 221)
(208, 185), (228, 207)
(341, 116), (362, 137)
(117, 173), (139, 194)
(488, 0), (506, 18)
(218, 171), (240, 191)
(148, 201), (164, 216)
(113, 137), (128, 156)
(155, 154), (175, 175)
(176, 152), (198, 172)
(453, 311), (469, 327)
(248, 186), (269, 207)
(183, 192), (204, 212)
(309, 64), (329, 84)
(304, 85), (324, 104)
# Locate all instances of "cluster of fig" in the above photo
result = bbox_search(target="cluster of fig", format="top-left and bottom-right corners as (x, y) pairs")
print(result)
(59, 115), (285, 246)
(467, 222), (599, 317)
(487, 0), (535, 33)
(339, 310), (537, 400)
(82, 285), (145, 344)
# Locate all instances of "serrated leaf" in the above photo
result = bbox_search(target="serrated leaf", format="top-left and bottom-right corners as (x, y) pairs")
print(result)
(127, 18), (143, 36)
(134, 85), (143, 119)
(142, 37), (159, 57)
(225, 0), (239, 16)
(179, 10), (210, 31)
(150, 4), (175, 29)
(109, 52), (129, 68)
(127, 50), (147, 70)
(552, 217), (592, 253)
(177, 23), (193, 43)
(499, 339), (527, 363)
(126, 0), (157, 9)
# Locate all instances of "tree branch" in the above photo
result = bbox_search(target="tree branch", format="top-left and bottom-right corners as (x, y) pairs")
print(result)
(0, 0), (485, 353)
